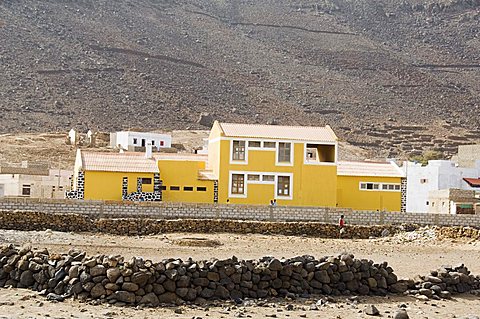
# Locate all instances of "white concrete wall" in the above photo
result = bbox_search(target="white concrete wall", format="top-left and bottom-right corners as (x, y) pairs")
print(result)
(0, 169), (72, 199)
(0, 174), (21, 197)
(114, 132), (172, 150)
(406, 160), (480, 213)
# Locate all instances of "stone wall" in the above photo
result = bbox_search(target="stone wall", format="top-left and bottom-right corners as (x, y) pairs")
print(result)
(0, 210), (399, 239)
(0, 244), (402, 306)
(1, 197), (480, 227)
(1, 245), (478, 307)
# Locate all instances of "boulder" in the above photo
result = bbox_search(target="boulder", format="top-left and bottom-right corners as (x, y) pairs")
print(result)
(90, 283), (106, 298)
(139, 292), (159, 307)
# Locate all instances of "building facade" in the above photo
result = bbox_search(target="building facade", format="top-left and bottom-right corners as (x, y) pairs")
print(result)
(337, 161), (404, 212)
(110, 131), (172, 151)
(69, 122), (405, 211)
(0, 163), (71, 199)
(207, 122), (338, 206)
(405, 160), (480, 213)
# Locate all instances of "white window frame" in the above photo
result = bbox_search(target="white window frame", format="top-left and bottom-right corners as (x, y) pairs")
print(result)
(275, 141), (294, 166)
(248, 141), (262, 149)
(228, 172), (247, 198)
(275, 174), (293, 200)
(230, 139), (248, 164)
(228, 171), (293, 200)
(359, 182), (401, 192)
(262, 141), (277, 150)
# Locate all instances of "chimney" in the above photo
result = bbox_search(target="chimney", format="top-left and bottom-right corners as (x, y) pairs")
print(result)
(145, 142), (153, 158)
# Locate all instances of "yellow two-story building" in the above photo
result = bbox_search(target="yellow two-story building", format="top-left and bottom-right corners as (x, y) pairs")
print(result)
(207, 122), (338, 206)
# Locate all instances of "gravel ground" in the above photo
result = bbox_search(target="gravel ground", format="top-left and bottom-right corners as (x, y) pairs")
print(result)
(0, 229), (479, 318)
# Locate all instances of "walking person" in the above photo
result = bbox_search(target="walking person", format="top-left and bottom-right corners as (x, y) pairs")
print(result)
(338, 214), (346, 238)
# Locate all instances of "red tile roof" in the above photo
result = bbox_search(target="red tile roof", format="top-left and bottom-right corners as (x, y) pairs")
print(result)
(463, 178), (480, 187)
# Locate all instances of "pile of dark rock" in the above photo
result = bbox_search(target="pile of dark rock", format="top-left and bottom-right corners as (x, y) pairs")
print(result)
(404, 264), (480, 300)
(1, 244), (399, 306)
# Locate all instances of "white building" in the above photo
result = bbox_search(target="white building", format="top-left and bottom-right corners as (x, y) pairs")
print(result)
(405, 160), (480, 213)
(110, 131), (172, 151)
(0, 162), (72, 199)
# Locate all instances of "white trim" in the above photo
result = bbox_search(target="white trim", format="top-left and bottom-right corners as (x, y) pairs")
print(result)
(229, 139), (249, 165)
(213, 136), (337, 145)
(274, 173), (294, 200)
(275, 141), (294, 167)
(228, 172), (247, 198)
(359, 181), (401, 192)
(208, 137), (222, 144)
(228, 170), (294, 200)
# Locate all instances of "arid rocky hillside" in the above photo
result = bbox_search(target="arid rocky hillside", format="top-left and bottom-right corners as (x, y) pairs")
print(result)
(1, 0), (479, 158)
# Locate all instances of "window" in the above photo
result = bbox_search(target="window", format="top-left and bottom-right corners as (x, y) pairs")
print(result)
(152, 140), (155, 146)
(52, 186), (56, 191)
(160, 141), (164, 146)
(278, 142), (291, 163)
(248, 141), (261, 148)
(197, 187), (207, 192)
(141, 178), (152, 185)
(232, 141), (246, 161)
(420, 178), (428, 184)
(170, 186), (180, 191)
(263, 141), (276, 149)
(59, 186), (63, 190)
(231, 174), (245, 194)
(22, 184), (31, 196)
(184, 186), (194, 191)
(161, 186), (167, 191)
(381, 184), (400, 191)
(306, 144), (335, 163)
(277, 176), (290, 196)
(248, 174), (260, 181)
(263, 175), (275, 182)
(133, 138), (138, 145)
(426, 201), (429, 206)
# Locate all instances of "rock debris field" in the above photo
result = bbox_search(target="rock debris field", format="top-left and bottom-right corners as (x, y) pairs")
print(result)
(0, 229), (480, 318)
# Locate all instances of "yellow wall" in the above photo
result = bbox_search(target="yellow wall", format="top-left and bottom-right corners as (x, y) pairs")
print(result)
(216, 140), (338, 207)
(337, 176), (402, 212)
(84, 171), (154, 201)
(158, 160), (214, 203)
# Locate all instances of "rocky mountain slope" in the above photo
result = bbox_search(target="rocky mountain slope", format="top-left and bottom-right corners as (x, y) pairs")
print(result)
(0, 0), (479, 158)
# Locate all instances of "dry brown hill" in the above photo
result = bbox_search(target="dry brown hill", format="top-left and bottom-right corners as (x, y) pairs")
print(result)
(1, 0), (479, 158)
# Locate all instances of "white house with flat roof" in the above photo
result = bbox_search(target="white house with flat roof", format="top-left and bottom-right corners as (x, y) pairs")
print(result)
(405, 160), (480, 213)
(110, 131), (172, 151)
(0, 162), (72, 199)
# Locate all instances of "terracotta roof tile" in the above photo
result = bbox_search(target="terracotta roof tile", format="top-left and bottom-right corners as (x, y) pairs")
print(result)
(464, 178), (480, 187)
(81, 151), (159, 173)
(218, 123), (337, 143)
(337, 161), (404, 177)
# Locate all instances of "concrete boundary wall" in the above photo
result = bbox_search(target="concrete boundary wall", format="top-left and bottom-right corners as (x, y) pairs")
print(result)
(0, 197), (479, 227)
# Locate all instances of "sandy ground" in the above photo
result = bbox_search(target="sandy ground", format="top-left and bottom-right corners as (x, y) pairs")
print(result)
(1, 229), (480, 318)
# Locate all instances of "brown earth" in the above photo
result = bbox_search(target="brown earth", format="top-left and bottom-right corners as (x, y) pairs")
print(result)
(0, 229), (480, 318)
(0, 130), (369, 169)
(1, 0), (479, 159)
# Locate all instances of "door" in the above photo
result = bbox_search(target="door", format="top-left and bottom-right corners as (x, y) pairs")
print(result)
(141, 139), (146, 147)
